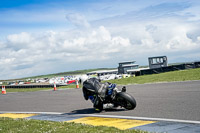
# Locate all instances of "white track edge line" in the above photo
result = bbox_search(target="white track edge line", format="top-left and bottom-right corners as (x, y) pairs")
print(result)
(0, 111), (63, 115)
(0, 111), (200, 124)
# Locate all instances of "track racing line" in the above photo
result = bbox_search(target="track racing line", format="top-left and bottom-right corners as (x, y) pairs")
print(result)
(0, 112), (200, 132)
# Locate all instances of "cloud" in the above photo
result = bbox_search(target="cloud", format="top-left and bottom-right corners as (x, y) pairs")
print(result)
(1, 1), (200, 79)
(1, 19), (200, 80)
(66, 13), (90, 28)
(0, 25), (133, 79)
(7, 32), (33, 50)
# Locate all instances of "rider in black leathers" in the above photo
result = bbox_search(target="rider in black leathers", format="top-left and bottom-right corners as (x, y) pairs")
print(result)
(82, 78), (109, 109)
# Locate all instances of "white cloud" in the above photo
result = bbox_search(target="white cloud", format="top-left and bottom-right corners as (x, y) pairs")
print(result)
(7, 32), (33, 49)
(0, 25), (133, 79)
(66, 13), (91, 28)
(1, 1), (200, 79)
(2, 18), (200, 80)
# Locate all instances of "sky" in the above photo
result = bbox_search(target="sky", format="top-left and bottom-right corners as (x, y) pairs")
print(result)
(0, 0), (200, 80)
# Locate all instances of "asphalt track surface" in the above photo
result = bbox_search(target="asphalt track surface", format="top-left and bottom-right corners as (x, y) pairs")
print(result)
(1, 80), (200, 121)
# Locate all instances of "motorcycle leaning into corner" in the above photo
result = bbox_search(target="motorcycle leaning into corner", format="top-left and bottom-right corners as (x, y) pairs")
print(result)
(82, 78), (136, 111)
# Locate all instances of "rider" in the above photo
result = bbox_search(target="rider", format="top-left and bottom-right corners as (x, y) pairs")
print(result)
(82, 78), (109, 109)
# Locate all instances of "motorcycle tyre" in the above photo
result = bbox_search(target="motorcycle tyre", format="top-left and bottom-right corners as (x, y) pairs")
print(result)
(115, 92), (136, 110)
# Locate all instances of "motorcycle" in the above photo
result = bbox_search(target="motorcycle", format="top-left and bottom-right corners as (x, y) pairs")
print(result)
(82, 80), (136, 111)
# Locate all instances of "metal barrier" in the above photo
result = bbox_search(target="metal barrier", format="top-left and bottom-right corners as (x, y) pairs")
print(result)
(195, 62), (200, 68)
(0, 84), (65, 89)
(140, 61), (200, 75)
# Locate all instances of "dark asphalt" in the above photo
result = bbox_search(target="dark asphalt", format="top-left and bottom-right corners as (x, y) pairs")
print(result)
(1, 80), (200, 121)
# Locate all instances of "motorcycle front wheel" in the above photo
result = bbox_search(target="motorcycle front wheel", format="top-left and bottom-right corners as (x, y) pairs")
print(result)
(115, 92), (136, 110)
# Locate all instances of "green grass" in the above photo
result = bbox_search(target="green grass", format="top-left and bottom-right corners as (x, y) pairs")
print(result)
(6, 84), (83, 92)
(106, 68), (200, 85)
(0, 117), (145, 133)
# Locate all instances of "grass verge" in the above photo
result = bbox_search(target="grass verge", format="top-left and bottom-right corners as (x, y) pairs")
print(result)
(0, 117), (145, 133)
(106, 68), (200, 85)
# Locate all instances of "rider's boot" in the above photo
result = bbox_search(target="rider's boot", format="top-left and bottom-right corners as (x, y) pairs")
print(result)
(93, 96), (103, 111)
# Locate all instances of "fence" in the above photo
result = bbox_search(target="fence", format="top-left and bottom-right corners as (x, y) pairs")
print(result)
(140, 61), (200, 75)
(0, 84), (65, 89)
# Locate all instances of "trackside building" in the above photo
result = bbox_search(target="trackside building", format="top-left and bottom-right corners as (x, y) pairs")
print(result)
(118, 61), (139, 74)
